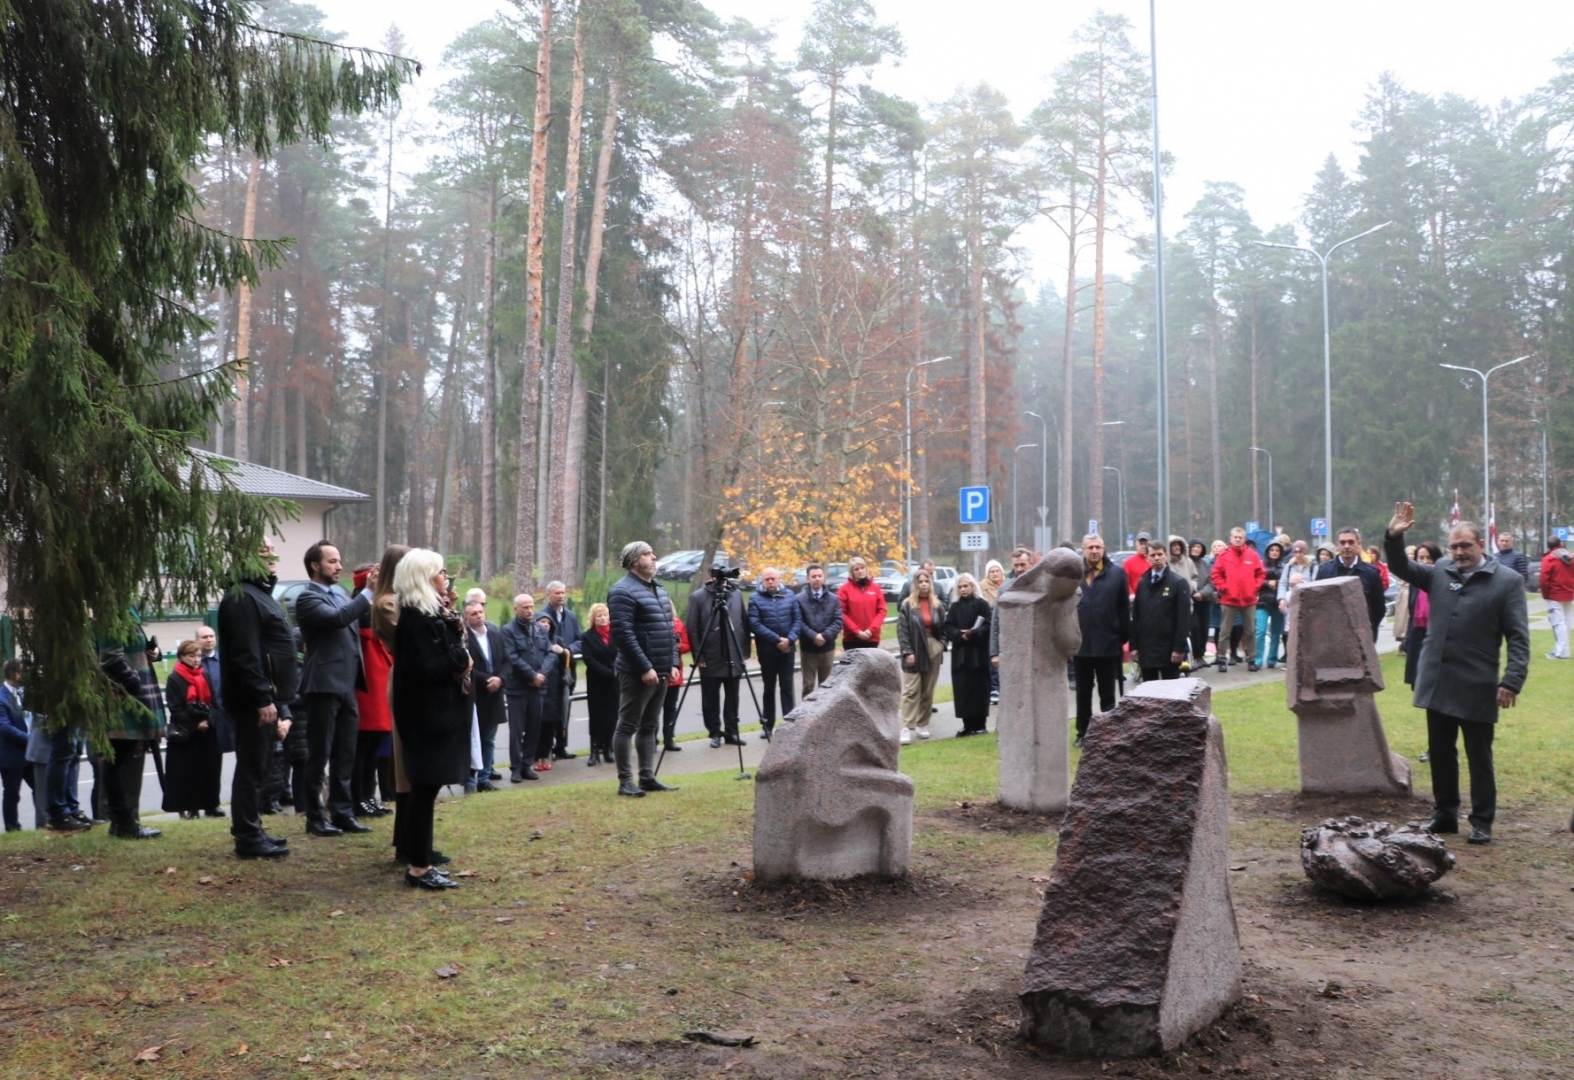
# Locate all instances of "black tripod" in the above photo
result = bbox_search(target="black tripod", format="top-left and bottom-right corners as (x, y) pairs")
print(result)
(655, 576), (766, 781)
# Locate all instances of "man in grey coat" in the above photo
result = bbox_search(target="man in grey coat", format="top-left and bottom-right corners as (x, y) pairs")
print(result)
(1385, 502), (1529, 844)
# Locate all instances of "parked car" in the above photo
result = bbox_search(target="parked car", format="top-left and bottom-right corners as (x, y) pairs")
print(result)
(822, 562), (851, 592)
(271, 580), (351, 629)
(656, 550), (737, 583)
(654, 549), (703, 576)
(930, 565), (958, 602)
(874, 568), (907, 602)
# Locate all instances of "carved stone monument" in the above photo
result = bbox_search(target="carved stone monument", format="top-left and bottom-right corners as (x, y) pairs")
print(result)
(1301, 816), (1455, 900)
(1286, 576), (1410, 795)
(752, 648), (913, 883)
(1020, 678), (1242, 1058)
(996, 547), (1083, 814)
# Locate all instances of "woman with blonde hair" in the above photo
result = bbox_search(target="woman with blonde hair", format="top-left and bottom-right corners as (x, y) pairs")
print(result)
(895, 569), (948, 745)
(389, 549), (472, 890)
(580, 602), (619, 765)
(945, 573), (993, 736)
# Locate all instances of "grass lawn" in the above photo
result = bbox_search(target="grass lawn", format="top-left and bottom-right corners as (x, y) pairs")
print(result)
(1, 635), (1570, 1077)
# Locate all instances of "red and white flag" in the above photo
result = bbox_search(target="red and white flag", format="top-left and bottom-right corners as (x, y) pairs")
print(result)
(1450, 490), (1460, 526)
(1488, 502), (1496, 542)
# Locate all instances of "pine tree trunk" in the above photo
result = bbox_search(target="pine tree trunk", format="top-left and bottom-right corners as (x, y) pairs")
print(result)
(969, 190), (987, 486)
(1207, 305), (1223, 542)
(295, 386), (307, 476)
(547, 5), (588, 582)
(514, 0), (553, 593)
(233, 152), (261, 463)
(823, 73), (838, 242)
(434, 284), (468, 554)
(1090, 141), (1108, 530)
(1249, 295), (1260, 525)
(480, 180), (498, 579)
(377, 103), (396, 555)
(1058, 184), (1079, 547)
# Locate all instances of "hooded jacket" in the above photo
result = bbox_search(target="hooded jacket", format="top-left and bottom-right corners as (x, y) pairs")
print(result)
(1210, 542), (1265, 608)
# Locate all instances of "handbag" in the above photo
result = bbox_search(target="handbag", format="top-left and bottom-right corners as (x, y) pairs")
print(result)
(165, 718), (192, 746)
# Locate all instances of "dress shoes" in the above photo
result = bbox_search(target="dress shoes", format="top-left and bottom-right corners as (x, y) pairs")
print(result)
(664, 741), (682, 752)
(639, 776), (678, 793)
(723, 734), (748, 746)
(617, 781), (647, 797)
(109, 824), (162, 840)
(235, 839), (290, 860)
(708, 736), (723, 748)
(1424, 814), (1459, 834)
(205, 807), (227, 818)
(515, 768), (539, 781)
(259, 802), (281, 815)
(333, 817), (374, 834)
(487, 771), (503, 781)
(405, 868), (458, 890)
(760, 727), (772, 741)
(476, 780), (499, 793)
(46, 816), (92, 832)
(264, 832), (289, 847)
(554, 750), (578, 761)
(1467, 826), (1492, 844)
(430, 850), (452, 866)
(306, 821), (344, 837)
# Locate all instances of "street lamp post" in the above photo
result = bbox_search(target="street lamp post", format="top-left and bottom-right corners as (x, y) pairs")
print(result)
(1440, 354), (1532, 530)
(1149, 0), (1171, 544)
(1254, 221), (1392, 533)
(905, 355), (953, 566)
(1013, 443), (1038, 549)
(1103, 466), (1125, 550)
(1025, 410), (1050, 549)
(1250, 446), (1273, 535)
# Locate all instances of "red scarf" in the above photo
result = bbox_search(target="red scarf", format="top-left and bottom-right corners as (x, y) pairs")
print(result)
(173, 661), (214, 706)
(594, 623), (611, 645)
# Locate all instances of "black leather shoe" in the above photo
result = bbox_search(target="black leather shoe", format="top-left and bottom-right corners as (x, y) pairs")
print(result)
(263, 833), (289, 847)
(709, 736), (723, 748)
(760, 727), (772, 741)
(724, 734), (748, 746)
(205, 807), (227, 818)
(476, 780), (499, 792)
(664, 741), (682, 752)
(110, 825), (162, 840)
(1073, 736), (1085, 748)
(1247, 663), (1261, 672)
(405, 868), (458, 890)
(486, 771), (503, 782)
(306, 821), (344, 837)
(554, 750), (578, 760)
(1424, 814), (1459, 834)
(46, 817), (92, 832)
(1467, 827), (1492, 844)
(430, 850), (452, 866)
(617, 781), (646, 797)
(259, 802), (281, 815)
(333, 818), (373, 834)
(639, 776), (678, 793)
(236, 840), (290, 859)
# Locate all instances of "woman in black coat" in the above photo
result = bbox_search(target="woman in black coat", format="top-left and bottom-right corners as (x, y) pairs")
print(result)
(390, 549), (473, 891)
(162, 639), (222, 818)
(580, 602), (619, 766)
(945, 574), (994, 735)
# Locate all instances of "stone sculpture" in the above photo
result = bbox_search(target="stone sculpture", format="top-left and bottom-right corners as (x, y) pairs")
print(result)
(1021, 679), (1242, 1058)
(996, 547), (1083, 814)
(752, 648), (913, 883)
(1285, 576), (1410, 795)
(1301, 816), (1455, 900)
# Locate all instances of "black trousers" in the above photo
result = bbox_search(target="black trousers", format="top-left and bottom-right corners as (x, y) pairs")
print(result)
(1189, 600), (1212, 661)
(104, 737), (145, 830)
(353, 730), (386, 805)
(757, 648), (795, 727)
(613, 669), (665, 783)
(1426, 709), (1496, 829)
(1140, 664), (1181, 682)
(506, 692), (542, 778)
(1, 766), (33, 831)
(230, 710), (275, 844)
(404, 784), (440, 868)
(303, 691), (359, 825)
(545, 683), (569, 755)
(1073, 656), (1122, 738)
(701, 677), (740, 736)
(663, 683), (681, 744)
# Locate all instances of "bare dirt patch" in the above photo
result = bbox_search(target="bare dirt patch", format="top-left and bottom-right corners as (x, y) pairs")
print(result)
(689, 865), (996, 919)
(927, 799), (1063, 835)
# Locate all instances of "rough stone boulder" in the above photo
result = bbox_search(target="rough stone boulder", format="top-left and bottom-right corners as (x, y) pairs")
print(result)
(1301, 816), (1455, 900)
(1286, 576), (1410, 795)
(752, 648), (913, 883)
(1020, 678), (1241, 1058)
(996, 547), (1083, 814)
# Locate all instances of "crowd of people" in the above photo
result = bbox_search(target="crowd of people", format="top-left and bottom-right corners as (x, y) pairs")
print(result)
(0, 510), (1552, 872)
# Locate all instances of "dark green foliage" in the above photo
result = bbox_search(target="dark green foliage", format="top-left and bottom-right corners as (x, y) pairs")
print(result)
(0, 0), (413, 736)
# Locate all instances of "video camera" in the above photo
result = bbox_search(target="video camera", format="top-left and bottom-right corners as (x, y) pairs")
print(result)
(708, 564), (741, 589)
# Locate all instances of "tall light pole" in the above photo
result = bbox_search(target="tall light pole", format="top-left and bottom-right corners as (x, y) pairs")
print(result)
(1025, 410), (1050, 549)
(1440, 354), (1531, 530)
(1103, 466), (1125, 549)
(905, 355), (953, 566)
(1149, 0), (1171, 544)
(1250, 446), (1273, 534)
(1102, 419), (1125, 540)
(1533, 413), (1548, 549)
(1254, 221), (1391, 534)
(1013, 443), (1038, 549)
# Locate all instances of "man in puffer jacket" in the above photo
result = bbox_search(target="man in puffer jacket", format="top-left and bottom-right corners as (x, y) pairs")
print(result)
(747, 568), (801, 739)
(607, 542), (681, 797)
(1210, 527), (1265, 672)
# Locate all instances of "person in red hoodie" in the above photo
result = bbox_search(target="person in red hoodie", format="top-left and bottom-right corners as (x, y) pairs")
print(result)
(1540, 537), (1574, 660)
(1211, 527), (1266, 672)
(838, 556), (886, 649)
(1123, 533), (1153, 596)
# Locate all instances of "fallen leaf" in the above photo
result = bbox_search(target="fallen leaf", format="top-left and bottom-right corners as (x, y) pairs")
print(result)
(266, 957), (292, 968)
(134, 1044), (164, 1062)
(163, 867), (177, 875)
(453, 870), (478, 878)
(197, 875), (215, 885)
(1027, 875), (1050, 883)
(231, 1044), (248, 1056)
(298, 1054), (313, 1063)
(495, 917), (515, 925)
(434, 964), (461, 979)
(329, 910), (345, 918)
(191, 961), (215, 969)
(1229, 865), (1247, 872)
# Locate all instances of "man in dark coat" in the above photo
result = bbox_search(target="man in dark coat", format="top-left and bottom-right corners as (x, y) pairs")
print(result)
(1132, 544), (1192, 682)
(464, 600), (506, 791)
(541, 581), (581, 760)
(686, 573), (752, 748)
(747, 567), (801, 739)
(217, 536), (299, 859)
(1385, 503), (1530, 845)
(499, 594), (548, 783)
(607, 542), (680, 797)
(1315, 527), (1386, 641)
(794, 564), (842, 697)
(1074, 534), (1130, 745)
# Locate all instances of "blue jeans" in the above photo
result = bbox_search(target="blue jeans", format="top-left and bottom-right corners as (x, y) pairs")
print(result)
(46, 727), (77, 821)
(1255, 606), (1285, 665)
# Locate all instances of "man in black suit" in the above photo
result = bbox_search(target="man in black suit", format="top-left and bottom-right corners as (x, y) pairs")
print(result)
(464, 599), (506, 791)
(542, 580), (581, 761)
(294, 541), (374, 837)
(1314, 527), (1386, 641)
(500, 593), (548, 782)
(1132, 544), (1193, 682)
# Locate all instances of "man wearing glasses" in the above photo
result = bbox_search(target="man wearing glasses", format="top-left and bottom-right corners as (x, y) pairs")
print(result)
(1385, 502), (1529, 844)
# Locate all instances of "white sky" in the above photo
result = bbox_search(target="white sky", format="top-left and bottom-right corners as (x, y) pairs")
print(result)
(311, 0), (1574, 289)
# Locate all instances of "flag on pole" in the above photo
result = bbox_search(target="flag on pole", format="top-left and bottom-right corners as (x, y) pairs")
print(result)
(1489, 502), (1496, 543)
(1451, 490), (1460, 526)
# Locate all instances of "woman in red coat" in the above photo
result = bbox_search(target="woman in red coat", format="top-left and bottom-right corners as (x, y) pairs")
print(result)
(663, 600), (692, 752)
(353, 564), (394, 818)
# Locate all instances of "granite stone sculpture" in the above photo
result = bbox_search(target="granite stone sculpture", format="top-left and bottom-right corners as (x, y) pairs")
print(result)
(1021, 679), (1242, 1058)
(1301, 816), (1455, 900)
(752, 648), (913, 883)
(996, 547), (1083, 814)
(1286, 576), (1411, 796)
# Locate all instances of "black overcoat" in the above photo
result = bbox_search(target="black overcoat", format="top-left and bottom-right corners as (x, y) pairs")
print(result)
(945, 594), (993, 719)
(1132, 568), (1193, 669)
(391, 606), (473, 788)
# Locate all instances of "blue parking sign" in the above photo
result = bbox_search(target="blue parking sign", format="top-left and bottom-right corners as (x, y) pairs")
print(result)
(1557, 526), (1571, 543)
(959, 486), (991, 524)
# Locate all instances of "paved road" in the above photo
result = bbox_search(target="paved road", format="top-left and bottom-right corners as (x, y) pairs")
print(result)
(9, 608), (1443, 827)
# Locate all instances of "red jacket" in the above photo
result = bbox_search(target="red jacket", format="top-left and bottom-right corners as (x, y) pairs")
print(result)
(671, 616), (692, 687)
(1542, 549), (1574, 601)
(1123, 553), (1149, 596)
(837, 578), (887, 646)
(1210, 544), (1265, 608)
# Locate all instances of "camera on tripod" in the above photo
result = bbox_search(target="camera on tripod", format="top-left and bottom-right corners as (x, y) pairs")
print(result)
(709, 565), (741, 588)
